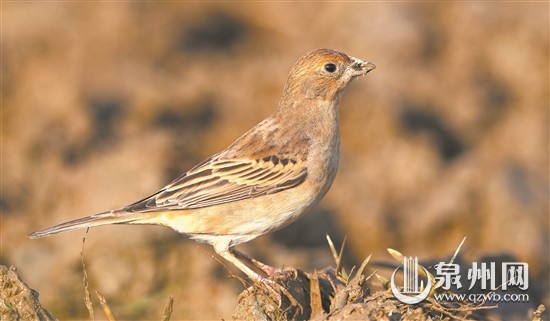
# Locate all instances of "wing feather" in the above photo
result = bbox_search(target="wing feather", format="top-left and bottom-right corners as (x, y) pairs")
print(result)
(123, 153), (307, 212)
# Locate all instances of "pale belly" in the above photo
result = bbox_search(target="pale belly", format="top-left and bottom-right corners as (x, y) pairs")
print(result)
(159, 182), (315, 234)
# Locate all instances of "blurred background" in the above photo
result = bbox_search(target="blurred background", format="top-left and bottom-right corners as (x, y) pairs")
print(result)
(1, 2), (548, 320)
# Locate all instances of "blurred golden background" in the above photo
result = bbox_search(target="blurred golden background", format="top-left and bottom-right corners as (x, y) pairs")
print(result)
(2, 2), (548, 320)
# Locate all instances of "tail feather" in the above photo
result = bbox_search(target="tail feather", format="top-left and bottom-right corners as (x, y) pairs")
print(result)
(28, 211), (145, 239)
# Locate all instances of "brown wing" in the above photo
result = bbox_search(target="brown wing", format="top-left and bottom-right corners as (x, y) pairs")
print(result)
(123, 153), (307, 212)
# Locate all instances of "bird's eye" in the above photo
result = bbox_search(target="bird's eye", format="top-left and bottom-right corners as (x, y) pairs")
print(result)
(324, 63), (337, 73)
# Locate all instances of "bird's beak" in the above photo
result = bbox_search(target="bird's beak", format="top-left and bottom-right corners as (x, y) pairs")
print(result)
(348, 56), (376, 77)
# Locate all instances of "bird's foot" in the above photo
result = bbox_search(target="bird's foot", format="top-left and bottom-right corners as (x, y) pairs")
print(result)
(238, 268), (303, 313)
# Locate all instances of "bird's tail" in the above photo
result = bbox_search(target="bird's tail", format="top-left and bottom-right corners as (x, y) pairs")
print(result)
(28, 211), (145, 239)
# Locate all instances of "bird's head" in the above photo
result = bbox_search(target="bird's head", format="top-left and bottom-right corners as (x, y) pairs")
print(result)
(281, 48), (375, 103)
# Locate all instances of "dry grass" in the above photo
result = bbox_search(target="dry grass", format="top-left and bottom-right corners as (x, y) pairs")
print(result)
(0, 235), (545, 320)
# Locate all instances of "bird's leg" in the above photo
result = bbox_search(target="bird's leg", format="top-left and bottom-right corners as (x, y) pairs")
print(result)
(216, 246), (301, 309)
(231, 248), (282, 276)
(217, 248), (267, 282)
(231, 248), (302, 310)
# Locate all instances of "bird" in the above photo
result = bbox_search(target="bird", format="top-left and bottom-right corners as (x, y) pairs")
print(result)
(29, 48), (375, 282)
